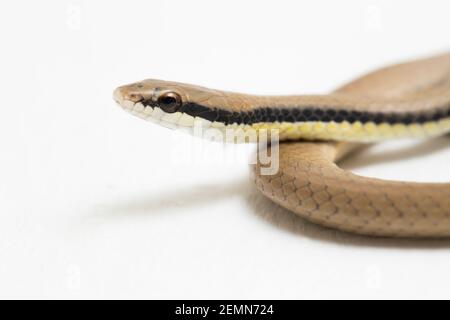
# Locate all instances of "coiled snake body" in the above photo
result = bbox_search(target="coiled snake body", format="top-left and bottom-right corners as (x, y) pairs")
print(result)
(114, 52), (450, 237)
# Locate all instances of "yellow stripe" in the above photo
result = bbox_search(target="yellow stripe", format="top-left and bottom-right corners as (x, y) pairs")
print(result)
(243, 118), (450, 142)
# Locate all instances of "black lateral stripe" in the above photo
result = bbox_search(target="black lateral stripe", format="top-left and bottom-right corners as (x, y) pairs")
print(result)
(179, 102), (450, 125)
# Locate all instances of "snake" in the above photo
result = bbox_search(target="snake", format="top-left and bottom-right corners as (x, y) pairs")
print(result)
(113, 52), (450, 238)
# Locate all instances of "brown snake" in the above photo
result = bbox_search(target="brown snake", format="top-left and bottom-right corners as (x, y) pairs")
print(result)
(114, 52), (450, 238)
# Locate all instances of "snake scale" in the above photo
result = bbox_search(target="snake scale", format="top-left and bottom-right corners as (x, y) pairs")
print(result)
(113, 52), (450, 238)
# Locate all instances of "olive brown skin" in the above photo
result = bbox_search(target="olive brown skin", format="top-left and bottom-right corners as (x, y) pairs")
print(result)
(114, 52), (450, 237)
(252, 52), (450, 237)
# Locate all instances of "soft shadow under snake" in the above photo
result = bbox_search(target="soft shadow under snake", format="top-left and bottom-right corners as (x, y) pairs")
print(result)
(90, 136), (450, 248)
(247, 135), (450, 247)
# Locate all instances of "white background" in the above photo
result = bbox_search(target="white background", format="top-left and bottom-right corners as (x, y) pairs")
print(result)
(0, 0), (450, 299)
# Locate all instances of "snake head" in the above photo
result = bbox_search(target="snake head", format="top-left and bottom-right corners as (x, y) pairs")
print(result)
(113, 79), (226, 129)
(114, 79), (186, 112)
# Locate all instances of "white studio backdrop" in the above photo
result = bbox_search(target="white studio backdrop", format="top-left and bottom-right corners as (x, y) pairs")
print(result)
(0, 0), (449, 299)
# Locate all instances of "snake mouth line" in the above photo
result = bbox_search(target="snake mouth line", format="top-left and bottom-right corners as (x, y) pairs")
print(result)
(115, 98), (229, 131)
(114, 98), (281, 144)
(113, 88), (244, 131)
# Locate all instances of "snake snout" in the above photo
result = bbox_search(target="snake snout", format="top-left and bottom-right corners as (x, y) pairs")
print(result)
(113, 86), (144, 107)
(113, 87), (124, 104)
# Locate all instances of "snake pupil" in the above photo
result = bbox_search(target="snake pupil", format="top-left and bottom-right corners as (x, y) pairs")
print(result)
(157, 92), (181, 113)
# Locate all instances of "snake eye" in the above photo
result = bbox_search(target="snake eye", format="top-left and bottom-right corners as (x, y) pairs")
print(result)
(157, 92), (182, 113)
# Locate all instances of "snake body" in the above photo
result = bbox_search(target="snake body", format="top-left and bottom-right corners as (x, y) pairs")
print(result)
(114, 52), (450, 237)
